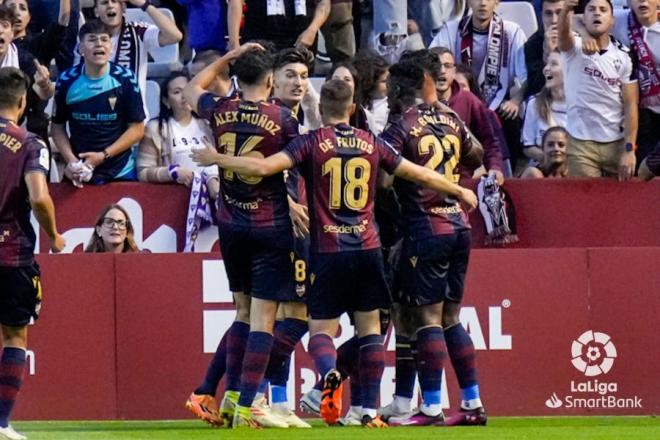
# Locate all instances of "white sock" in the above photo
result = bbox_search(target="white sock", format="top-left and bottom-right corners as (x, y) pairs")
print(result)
(392, 395), (412, 413)
(421, 403), (442, 417)
(348, 405), (362, 416)
(362, 408), (378, 418)
(272, 402), (289, 413)
(254, 392), (266, 403)
(461, 398), (483, 410)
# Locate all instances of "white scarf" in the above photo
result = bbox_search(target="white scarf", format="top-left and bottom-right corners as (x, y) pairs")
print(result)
(0, 43), (20, 68)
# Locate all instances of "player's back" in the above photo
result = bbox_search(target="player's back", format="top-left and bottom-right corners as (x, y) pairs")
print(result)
(381, 104), (472, 240)
(285, 123), (401, 253)
(199, 94), (299, 228)
(0, 118), (49, 267)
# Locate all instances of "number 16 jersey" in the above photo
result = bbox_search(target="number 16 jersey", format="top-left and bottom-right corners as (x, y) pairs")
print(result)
(283, 123), (401, 253)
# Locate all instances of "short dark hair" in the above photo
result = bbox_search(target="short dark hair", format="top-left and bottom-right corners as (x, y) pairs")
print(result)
(320, 79), (354, 119)
(232, 47), (275, 86)
(429, 46), (454, 60)
(0, 5), (17, 25)
(274, 47), (315, 73)
(191, 49), (223, 68)
(399, 49), (442, 81)
(78, 19), (112, 41)
(0, 67), (29, 110)
(387, 61), (425, 116)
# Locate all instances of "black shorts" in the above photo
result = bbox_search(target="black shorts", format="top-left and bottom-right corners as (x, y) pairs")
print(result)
(218, 225), (295, 302)
(0, 263), (42, 327)
(291, 236), (310, 302)
(395, 231), (471, 306)
(307, 249), (392, 319)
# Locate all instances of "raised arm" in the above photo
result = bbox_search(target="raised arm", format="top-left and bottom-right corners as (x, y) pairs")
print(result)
(58, 0), (71, 26)
(227, 0), (244, 52)
(192, 149), (294, 178)
(129, 0), (183, 46)
(558, 0), (577, 52)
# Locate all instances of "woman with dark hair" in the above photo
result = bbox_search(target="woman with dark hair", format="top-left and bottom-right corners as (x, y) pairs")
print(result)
(85, 204), (140, 253)
(326, 60), (370, 131)
(521, 126), (569, 179)
(137, 71), (219, 198)
(352, 51), (390, 134)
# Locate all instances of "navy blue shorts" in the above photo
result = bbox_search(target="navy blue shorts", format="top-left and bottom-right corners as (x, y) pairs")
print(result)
(291, 236), (309, 302)
(0, 263), (42, 327)
(307, 249), (392, 319)
(395, 231), (471, 306)
(218, 225), (295, 302)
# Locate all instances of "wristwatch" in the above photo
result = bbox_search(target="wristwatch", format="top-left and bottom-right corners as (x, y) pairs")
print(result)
(624, 142), (637, 153)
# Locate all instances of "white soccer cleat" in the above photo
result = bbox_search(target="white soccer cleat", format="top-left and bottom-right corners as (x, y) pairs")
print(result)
(0, 425), (27, 440)
(299, 388), (321, 415)
(251, 397), (289, 428)
(378, 401), (415, 422)
(338, 406), (363, 426)
(274, 408), (311, 428)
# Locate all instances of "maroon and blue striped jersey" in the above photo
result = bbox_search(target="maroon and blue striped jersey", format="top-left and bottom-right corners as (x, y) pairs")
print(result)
(198, 92), (299, 228)
(0, 118), (49, 267)
(380, 104), (473, 240)
(283, 123), (402, 253)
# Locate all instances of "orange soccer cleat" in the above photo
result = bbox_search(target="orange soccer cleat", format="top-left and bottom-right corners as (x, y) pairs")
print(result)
(185, 392), (222, 427)
(320, 369), (343, 425)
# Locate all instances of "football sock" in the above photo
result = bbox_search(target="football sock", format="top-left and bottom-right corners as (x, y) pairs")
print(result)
(237, 331), (273, 408)
(394, 335), (417, 399)
(358, 335), (385, 412)
(349, 377), (363, 407)
(337, 336), (361, 406)
(0, 347), (26, 428)
(225, 321), (250, 392)
(194, 331), (228, 396)
(416, 326), (447, 417)
(445, 323), (482, 409)
(308, 333), (336, 378)
(265, 318), (307, 389)
(254, 379), (269, 402)
(271, 385), (288, 412)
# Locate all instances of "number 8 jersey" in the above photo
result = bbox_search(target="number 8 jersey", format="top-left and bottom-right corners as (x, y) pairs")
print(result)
(198, 93), (299, 228)
(380, 104), (474, 240)
(283, 123), (402, 253)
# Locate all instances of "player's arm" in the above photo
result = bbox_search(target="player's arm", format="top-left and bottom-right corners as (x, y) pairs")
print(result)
(127, 0), (183, 46)
(393, 158), (478, 211)
(192, 148), (294, 177)
(25, 172), (65, 252)
(558, 0), (577, 52)
(619, 82), (639, 181)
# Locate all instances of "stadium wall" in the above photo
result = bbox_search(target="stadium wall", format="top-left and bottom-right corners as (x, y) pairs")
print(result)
(15, 247), (660, 420)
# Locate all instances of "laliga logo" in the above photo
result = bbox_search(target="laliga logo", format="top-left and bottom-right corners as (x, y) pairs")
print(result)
(571, 330), (617, 377)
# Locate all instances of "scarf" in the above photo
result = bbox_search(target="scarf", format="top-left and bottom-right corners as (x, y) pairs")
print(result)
(0, 43), (19, 68)
(267, 0), (307, 16)
(459, 12), (508, 106)
(114, 20), (140, 76)
(627, 11), (660, 109)
(184, 171), (214, 252)
(477, 174), (518, 246)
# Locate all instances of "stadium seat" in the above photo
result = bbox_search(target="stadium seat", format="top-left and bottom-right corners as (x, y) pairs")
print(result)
(309, 77), (325, 95)
(145, 80), (161, 120)
(496, 1), (538, 39)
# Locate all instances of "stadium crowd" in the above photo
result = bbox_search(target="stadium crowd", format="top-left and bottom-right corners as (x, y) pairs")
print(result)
(0, 0), (659, 438)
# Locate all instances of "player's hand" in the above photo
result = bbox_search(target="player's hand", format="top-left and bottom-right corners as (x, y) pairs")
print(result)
(229, 42), (266, 60)
(498, 100), (520, 120)
(618, 150), (636, 181)
(206, 176), (220, 199)
(489, 169), (505, 186)
(79, 151), (105, 168)
(33, 59), (51, 89)
(581, 33), (599, 55)
(191, 147), (220, 166)
(458, 188), (478, 212)
(289, 199), (310, 238)
(50, 234), (66, 253)
(176, 167), (195, 187)
(295, 27), (317, 48)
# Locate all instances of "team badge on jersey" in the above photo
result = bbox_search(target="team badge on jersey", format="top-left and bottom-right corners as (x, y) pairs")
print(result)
(108, 95), (117, 111)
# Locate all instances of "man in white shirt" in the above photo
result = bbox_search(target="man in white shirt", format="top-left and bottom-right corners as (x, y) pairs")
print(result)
(559, 0), (638, 180)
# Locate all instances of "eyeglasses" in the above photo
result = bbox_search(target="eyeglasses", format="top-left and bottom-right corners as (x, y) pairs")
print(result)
(102, 217), (127, 230)
(438, 62), (456, 71)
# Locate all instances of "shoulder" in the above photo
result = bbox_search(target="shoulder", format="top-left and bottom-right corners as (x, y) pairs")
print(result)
(56, 64), (83, 87)
(502, 19), (526, 40)
(521, 166), (544, 179)
(610, 36), (631, 56)
(109, 63), (141, 92)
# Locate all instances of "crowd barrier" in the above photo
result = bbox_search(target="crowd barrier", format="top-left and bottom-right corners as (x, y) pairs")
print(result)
(15, 247), (660, 420)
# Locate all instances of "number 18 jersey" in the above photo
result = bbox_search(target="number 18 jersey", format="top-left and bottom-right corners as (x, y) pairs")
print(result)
(283, 123), (402, 253)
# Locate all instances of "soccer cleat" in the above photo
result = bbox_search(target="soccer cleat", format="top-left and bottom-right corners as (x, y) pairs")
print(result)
(250, 398), (289, 428)
(274, 408), (312, 428)
(232, 407), (260, 428)
(361, 414), (388, 428)
(0, 425), (26, 440)
(299, 388), (321, 415)
(378, 401), (414, 423)
(388, 410), (445, 426)
(443, 407), (487, 426)
(185, 392), (222, 427)
(320, 369), (343, 425)
(338, 407), (363, 426)
(219, 391), (239, 427)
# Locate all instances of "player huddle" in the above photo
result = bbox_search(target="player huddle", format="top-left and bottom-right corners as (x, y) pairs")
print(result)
(183, 43), (485, 429)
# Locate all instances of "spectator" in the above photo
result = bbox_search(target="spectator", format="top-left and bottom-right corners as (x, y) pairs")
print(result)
(525, 0), (565, 98)
(188, 49), (236, 97)
(85, 204), (140, 253)
(430, 0), (528, 168)
(51, 20), (146, 186)
(352, 51), (389, 134)
(431, 46), (505, 184)
(137, 71), (219, 198)
(27, 0), (79, 70)
(176, 0), (228, 54)
(522, 50), (566, 163)
(320, 0), (355, 62)
(559, 0), (638, 180)
(521, 126), (569, 178)
(326, 60), (369, 130)
(408, 0), (467, 46)
(228, 0), (331, 53)
(638, 140), (660, 180)
(369, 0), (424, 65)
(77, 0), (183, 116)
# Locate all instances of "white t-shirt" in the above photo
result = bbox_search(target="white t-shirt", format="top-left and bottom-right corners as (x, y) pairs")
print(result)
(429, 16), (528, 110)
(169, 118), (215, 175)
(522, 96), (567, 147)
(364, 97), (390, 135)
(612, 10), (660, 113)
(561, 36), (636, 142)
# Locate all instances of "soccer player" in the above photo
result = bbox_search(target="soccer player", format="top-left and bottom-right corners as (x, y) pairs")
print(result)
(380, 57), (487, 426)
(184, 44), (300, 428)
(193, 79), (478, 427)
(51, 20), (146, 185)
(0, 66), (65, 440)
